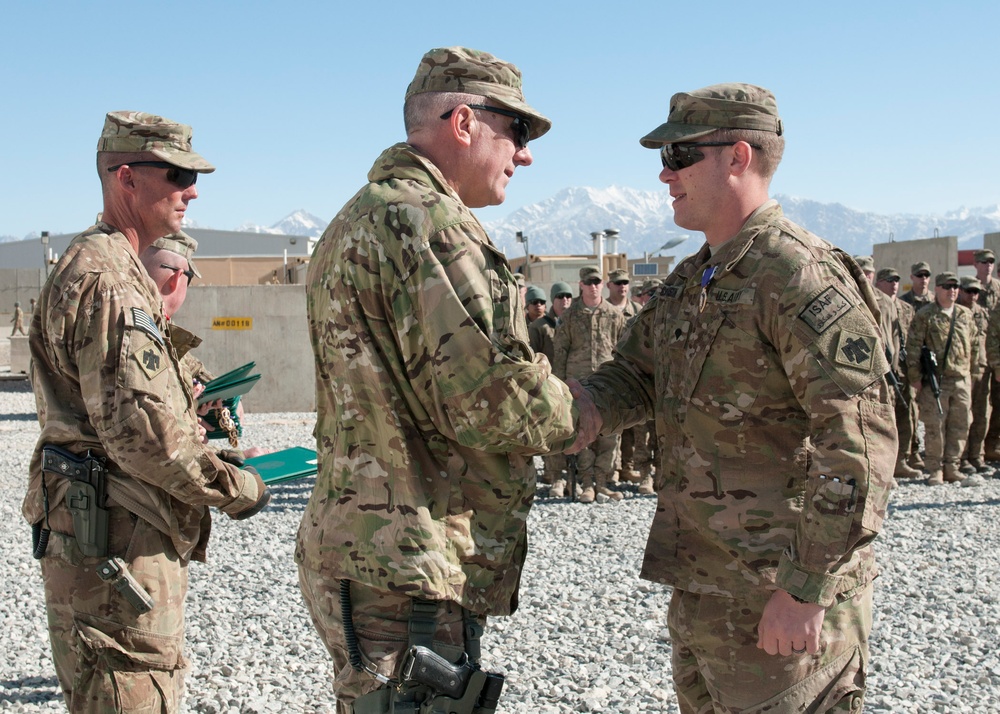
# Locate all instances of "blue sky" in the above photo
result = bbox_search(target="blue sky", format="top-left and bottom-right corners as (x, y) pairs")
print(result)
(2, 1), (997, 239)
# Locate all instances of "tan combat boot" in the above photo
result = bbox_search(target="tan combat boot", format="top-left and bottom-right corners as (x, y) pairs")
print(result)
(578, 486), (596, 503)
(894, 460), (923, 479)
(595, 476), (623, 502)
(638, 474), (655, 495)
(943, 464), (966, 483)
(926, 470), (944, 486)
(549, 479), (567, 499)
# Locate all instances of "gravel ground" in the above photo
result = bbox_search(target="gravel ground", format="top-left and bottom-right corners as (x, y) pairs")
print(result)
(1, 367), (1000, 712)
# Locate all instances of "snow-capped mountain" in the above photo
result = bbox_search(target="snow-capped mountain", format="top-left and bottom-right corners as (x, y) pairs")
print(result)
(235, 209), (327, 237)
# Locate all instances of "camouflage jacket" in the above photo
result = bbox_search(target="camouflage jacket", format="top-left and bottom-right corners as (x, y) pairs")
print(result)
(900, 290), (932, 311)
(979, 278), (1000, 313)
(297, 143), (576, 616)
(24, 223), (264, 562)
(905, 302), (978, 385)
(528, 310), (559, 364)
(986, 304), (1000, 378)
(552, 299), (627, 381)
(967, 302), (989, 377)
(609, 298), (642, 320)
(582, 201), (896, 607)
(168, 323), (215, 387)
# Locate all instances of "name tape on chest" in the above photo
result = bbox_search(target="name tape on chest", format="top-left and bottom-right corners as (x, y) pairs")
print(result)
(800, 286), (852, 334)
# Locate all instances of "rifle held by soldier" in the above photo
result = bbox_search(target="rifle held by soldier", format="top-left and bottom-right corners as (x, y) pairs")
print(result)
(920, 345), (944, 415)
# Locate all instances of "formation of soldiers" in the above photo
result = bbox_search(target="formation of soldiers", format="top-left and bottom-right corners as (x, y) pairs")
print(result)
(860, 250), (1000, 485)
(525, 267), (663, 502)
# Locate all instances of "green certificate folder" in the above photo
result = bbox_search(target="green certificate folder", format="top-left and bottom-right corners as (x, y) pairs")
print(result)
(197, 374), (262, 405)
(245, 446), (318, 485)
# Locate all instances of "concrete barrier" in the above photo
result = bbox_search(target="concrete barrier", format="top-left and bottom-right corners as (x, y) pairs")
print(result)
(10, 336), (30, 374)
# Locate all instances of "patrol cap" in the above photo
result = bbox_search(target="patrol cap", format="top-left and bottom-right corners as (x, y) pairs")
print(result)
(642, 278), (663, 294)
(975, 249), (996, 263)
(406, 47), (552, 140)
(152, 231), (202, 278)
(876, 267), (900, 282)
(514, 273), (525, 286)
(608, 268), (630, 284)
(961, 276), (983, 291)
(935, 272), (960, 288)
(579, 266), (602, 281)
(911, 261), (932, 277)
(525, 285), (546, 303)
(640, 83), (783, 149)
(854, 255), (875, 273)
(97, 111), (215, 172)
(550, 281), (573, 300)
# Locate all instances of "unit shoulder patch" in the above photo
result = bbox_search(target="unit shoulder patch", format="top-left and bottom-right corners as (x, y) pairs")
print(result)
(133, 339), (167, 380)
(834, 330), (876, 370)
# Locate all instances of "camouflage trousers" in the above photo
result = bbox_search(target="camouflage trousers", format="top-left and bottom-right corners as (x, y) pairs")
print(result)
(577, 434), (619, 488)
(668, 585), (871, 713)
(40, 508), (188, 713)
(297, 568), (484, 714)
(892, 377), (917, 463)
(539, 453), (566, 485)
(918, 376), (971, 471)
(964, 372), (991, 462)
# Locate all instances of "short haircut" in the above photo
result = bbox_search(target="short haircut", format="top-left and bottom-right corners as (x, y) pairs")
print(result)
(710, 127), (785, 180)
(404, 91), (486, 135)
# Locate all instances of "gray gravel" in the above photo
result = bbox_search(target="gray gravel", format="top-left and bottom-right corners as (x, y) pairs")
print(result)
(2, 372), (1000, 713)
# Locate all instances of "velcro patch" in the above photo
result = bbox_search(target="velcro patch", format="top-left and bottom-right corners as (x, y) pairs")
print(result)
(131, 307), (164, 345)
(709, 287), (755, 306)
(834, 331), (876, 370)
(661, 285), (681, 299)
(133, 339), (167, 380)
(668, 320), (690, 346)
(800, 287), (852, 334)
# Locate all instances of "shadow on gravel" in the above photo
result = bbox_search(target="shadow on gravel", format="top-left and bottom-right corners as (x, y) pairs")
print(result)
(0, 380), (32, 394)
(889, 497), (1000, 513)
(0, 676), (61, 704)
(0, 411), (37, 421)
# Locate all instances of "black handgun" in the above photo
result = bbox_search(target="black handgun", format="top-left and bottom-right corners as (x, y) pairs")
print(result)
(401, 646), (504, 709)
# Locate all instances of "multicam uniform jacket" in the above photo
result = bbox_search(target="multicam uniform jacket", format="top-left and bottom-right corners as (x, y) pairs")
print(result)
(582, 202), (896, 607)
(905, 302), (977, 385)
(24, 223), (264, 562)
(552, 300), (627, 381)
(528, 309), (559, 363)
(297, 143), (576, 616)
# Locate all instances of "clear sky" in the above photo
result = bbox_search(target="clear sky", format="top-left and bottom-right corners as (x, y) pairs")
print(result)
(2, 0), (997, 240)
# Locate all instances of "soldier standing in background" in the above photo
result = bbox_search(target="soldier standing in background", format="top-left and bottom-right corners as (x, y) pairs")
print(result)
(973, 249), (1000, 461)
(574, 82), (895, 712)
(906, 272), (977, 485)
(875, 267), (922, 479)
(636, 278), (662, 306)
(958, 276), (992, 474)
(605, 268), (644, 488)
(25, 111), (270, 712)
(10, 301), (27, 335)
(606, 268), (641, 318)
(524, 285), (548, 325)
(553, 266), (627, 503)
(529, 281), (573, 490)
(900, 261), (933, 310)
(298, 47), (580, 713)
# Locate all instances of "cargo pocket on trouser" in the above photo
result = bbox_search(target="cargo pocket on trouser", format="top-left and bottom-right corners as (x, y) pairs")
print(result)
(75, 612), (186, 713)
(742, 643), (866, 714)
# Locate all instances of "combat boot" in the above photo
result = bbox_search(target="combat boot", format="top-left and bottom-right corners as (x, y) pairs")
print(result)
(926, 470), (944, 486)
(985, 444), (1000, 462)
(638, 474), (655, 495)
(622, 468), (643, 484)
(894, 460), (923, 479)
(960, 461), (977, 476)
(909, 453), (926, 469)
(595, 474), (623, 501)
(578, 487), (596, 503)
(549, 479), (566, 499)
(943, 464), (966, 483)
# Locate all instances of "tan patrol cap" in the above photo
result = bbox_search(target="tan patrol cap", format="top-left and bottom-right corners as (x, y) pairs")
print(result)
(640, 83), (782, 149)
(854, 255), (875, 273)
(608, 269), (630, 283)
(876, 267), (900, 282)
(579, 266), (602, 281)
(975, 249), (996, 263)
(152, 231), (202, 278)
(98, 111), (215, 172)
(961, 276), (983, 291)
(935, 272), (959, 287)
(911, 261), (932, 276)
(406, 47), (552, 140)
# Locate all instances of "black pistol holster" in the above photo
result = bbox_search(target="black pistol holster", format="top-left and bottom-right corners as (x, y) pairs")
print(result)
(41, 445), (109, 558)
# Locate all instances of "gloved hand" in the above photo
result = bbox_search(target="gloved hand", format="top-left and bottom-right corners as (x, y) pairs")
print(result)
(230, 465), (271, 520)
(217, 449), (246, 467)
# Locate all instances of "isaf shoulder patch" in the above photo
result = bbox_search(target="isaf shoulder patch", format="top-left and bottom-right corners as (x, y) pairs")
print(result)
(834, 331), (876, 370)
(133, 339), (167, 380)
(800, 286), (852, 334)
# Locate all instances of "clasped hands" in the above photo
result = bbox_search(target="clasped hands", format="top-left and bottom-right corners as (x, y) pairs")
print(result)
(565, 379), (603, 455)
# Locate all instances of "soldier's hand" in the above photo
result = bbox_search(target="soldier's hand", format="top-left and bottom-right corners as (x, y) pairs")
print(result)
(565, 379), (602, 455)
(229, 465), (271, 520)
(756, 589), (826, 657)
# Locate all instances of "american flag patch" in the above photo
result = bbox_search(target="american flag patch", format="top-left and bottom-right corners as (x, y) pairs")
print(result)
(131, 307), (164, 345)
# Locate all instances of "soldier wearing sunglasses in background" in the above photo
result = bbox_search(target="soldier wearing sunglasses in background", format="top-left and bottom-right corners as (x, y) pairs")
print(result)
(25, 112), (270, 712)
(956, 276), (991, 476)
(900, 261), (934, 311)
(298, 47), (580, 713)
(571, 83), (895, 712)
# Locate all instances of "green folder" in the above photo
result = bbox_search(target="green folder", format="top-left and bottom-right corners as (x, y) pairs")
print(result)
(197, 361), (261, 406)
(245, 446), (318, 485)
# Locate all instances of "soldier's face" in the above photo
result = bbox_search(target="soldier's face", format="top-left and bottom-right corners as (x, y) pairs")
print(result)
(876, 278), (899, 298)
(462, 110), (533, 208)
(976, 259), (994, 282)
(526, 299), (546, 321)
(134, 165), (199, 238)
(552, 294), (572, 317)
(659, 142), (731, 243)
(911, 272), (931, 293)
(580, 278), (603, 305)
(935, 283), (959, 308)
(609, 281), (630, 301)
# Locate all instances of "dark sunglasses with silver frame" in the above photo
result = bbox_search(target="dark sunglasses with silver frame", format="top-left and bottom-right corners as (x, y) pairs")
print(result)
(107, 161), (198, 190)
(440, 104), (531, 150)
(660, 141), (762, 172)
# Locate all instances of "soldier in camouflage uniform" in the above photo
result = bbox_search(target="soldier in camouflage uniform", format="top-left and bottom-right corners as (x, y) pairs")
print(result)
(297, 47), (577, 714)
(606, 268), (646, 489)
(958, 276), (991, 473)
(529, 281), (573, 487)
(905, 272), (978, 484)
(874, 267), (922, 479)
(574, 83), (895, 713)
(25, 112), (270, 713)
(636, 278), (662, 306)
(900, 260), (933, 310)
(552, 266), (627, 503)
(972, 249), (1000, 461)
(10, 301), (27, 335)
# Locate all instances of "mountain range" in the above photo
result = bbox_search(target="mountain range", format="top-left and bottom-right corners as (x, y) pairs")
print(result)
(6, 187), (1000, 260)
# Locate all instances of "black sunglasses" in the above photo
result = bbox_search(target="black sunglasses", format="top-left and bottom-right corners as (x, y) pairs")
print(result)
(612, 280), (630, 286)
(582, 278), (602, 286)
(660, 141), (762, 171)
(528, 299), (547, 306)
(160, 263), (196, 285)
(964, 288), (981, 294)
(107, 161), (198, 189)
(884, 276), (901, 283)
(914, 272), (931, 278)
(440, 104), (531, 150)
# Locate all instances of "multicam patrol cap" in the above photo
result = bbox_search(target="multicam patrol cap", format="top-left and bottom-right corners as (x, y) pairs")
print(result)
(406, 47), (552, 140)
(97, 111), (215, 173)
(152, 231), (202, 278)
(935, 272), (960, 288)
(641, 278), (663, 295)
(854, 255), (875, 273)
(550, 281), (573, 300)
(579, 266), (602, 281)
(639, 83), (783, 148)
(911, 261), (932, 277)
(608, 268), (630, 284)
(961, 276), (983, 291)
(975, 249), (996, 263)
(876, 267), (900, 282)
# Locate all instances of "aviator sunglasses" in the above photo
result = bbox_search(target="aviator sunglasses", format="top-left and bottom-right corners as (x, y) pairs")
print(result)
(107, 161), (198, 190)
(440, 104), (532, 150)
(160, 263), (196, 286)
(660, 141), (762, 171)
